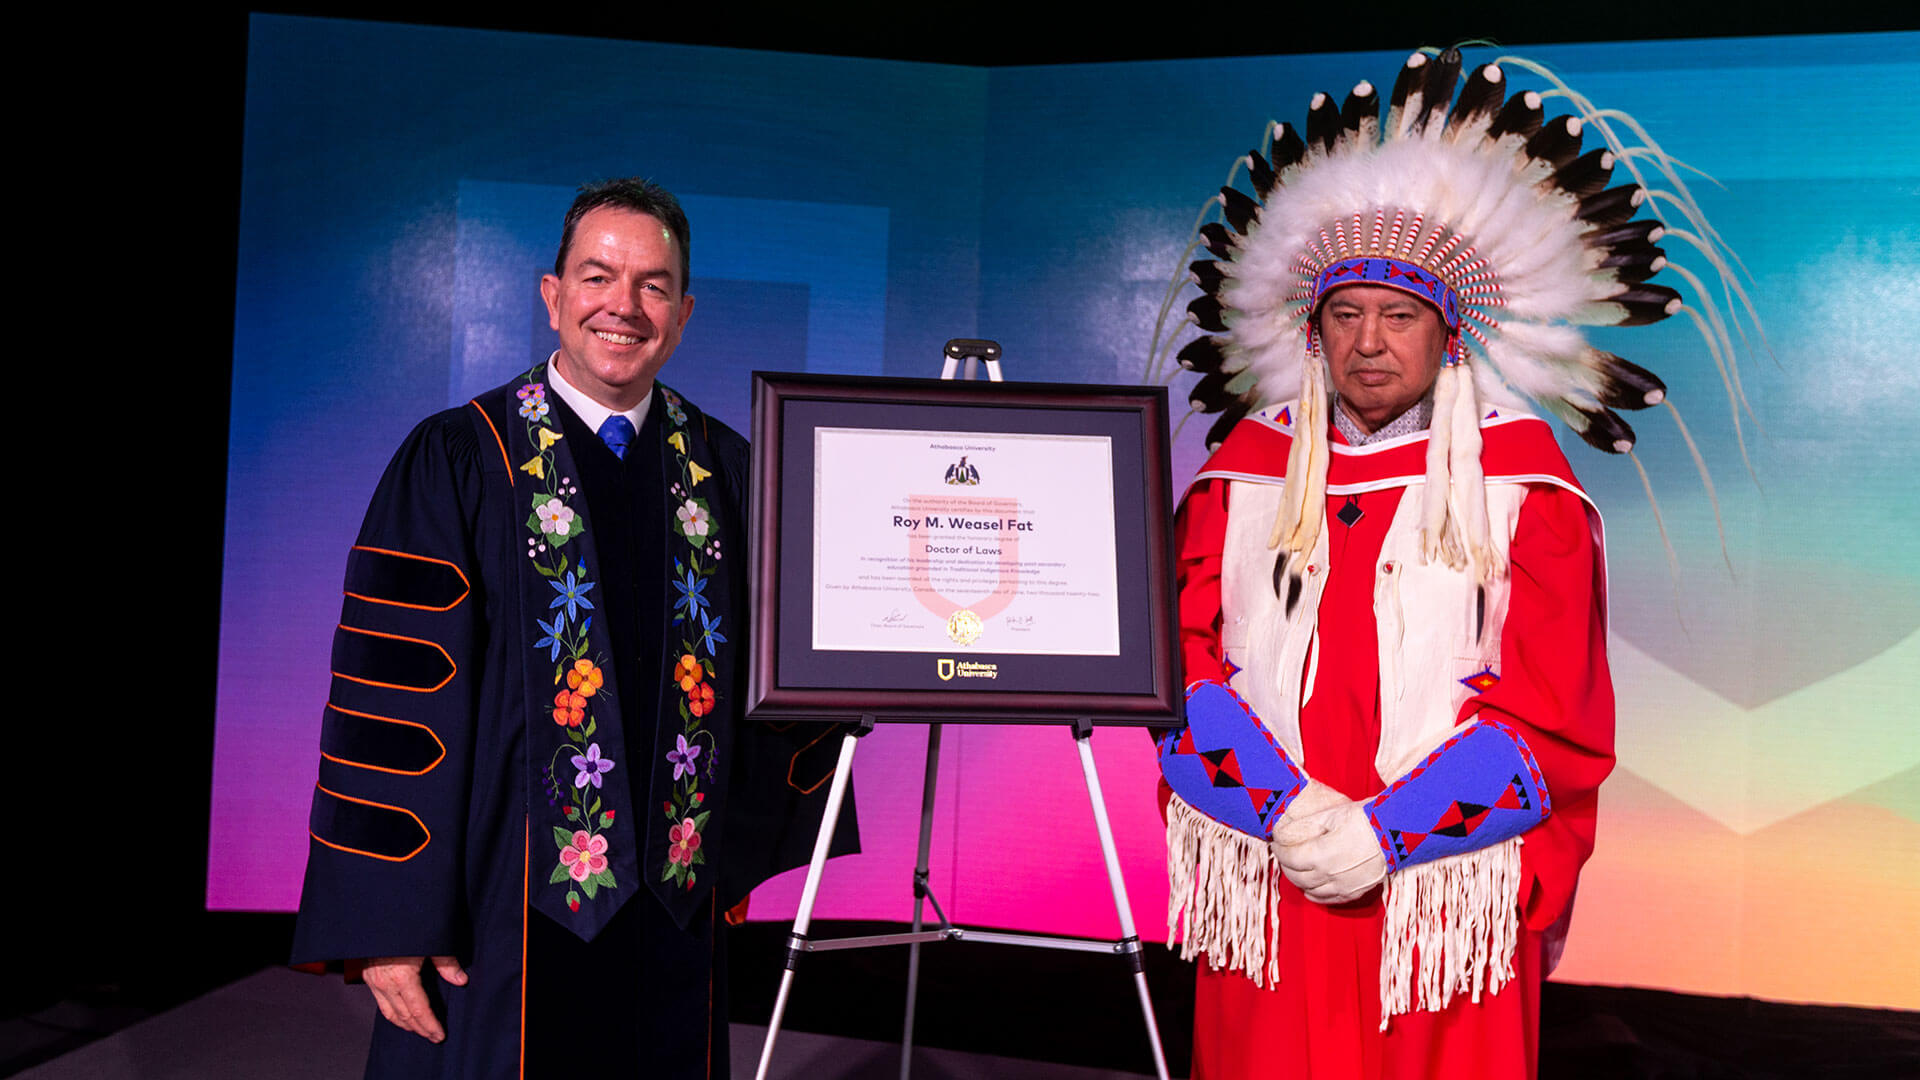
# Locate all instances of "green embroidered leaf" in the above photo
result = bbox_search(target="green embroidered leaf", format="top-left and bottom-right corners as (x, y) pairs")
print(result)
(583, 718), (597, 738)
(662, 863), (678, 883)
(548, 862), (572, 885)
(581, 876), (599, 899)
(703, 659), (715, 677)
(593, 868), (617, 889)
(690, 850), (706, 867)
(678, 699), (690, 722)
(553, 826), (576, 850)
(590, 796), (602, 816)
(692, 810), (712, 832)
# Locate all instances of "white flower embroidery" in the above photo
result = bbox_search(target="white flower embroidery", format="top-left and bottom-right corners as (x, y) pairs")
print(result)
(676, 499), (710, 539)
(537, 497), (576, 537)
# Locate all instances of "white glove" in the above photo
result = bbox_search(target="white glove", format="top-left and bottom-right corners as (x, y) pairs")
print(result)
(1269, 778), (1348, 841)
(1271, 799), (1388, 905)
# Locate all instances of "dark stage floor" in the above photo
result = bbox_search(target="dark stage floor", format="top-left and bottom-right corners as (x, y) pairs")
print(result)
(8, 920), (1916, 1078)
(9, 966), (1155, 1080)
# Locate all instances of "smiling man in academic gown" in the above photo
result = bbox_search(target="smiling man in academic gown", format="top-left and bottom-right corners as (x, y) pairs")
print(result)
(292, 178), (853, 1079)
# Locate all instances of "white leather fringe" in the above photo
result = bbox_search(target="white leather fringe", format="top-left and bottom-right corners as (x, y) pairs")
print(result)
(1167, 800), (1524, 1020)
(1166, 792), (1281, 988)
(1377, 836), (1524, 1028)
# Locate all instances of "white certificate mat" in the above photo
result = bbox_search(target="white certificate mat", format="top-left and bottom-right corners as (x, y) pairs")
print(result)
(811, 427), (1120, 655)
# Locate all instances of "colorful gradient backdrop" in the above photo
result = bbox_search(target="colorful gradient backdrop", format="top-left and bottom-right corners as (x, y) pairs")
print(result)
(217, 17), (1919, 1010)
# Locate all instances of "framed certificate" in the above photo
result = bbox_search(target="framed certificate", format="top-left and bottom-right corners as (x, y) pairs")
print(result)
(746, 373), (1181, 726)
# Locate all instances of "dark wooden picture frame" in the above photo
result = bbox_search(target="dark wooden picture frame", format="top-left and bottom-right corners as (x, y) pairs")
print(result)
(746, 372), (1181, 726)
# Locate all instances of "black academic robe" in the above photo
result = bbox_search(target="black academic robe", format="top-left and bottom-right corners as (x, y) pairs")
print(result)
(291, 366), (854, 1079)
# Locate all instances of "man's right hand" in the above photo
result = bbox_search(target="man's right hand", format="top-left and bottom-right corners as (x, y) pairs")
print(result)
(363, 955), (468, 1043)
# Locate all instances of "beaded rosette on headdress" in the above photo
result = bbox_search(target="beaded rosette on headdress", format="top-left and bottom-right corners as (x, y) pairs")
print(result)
(1151, 47), (1758, 586)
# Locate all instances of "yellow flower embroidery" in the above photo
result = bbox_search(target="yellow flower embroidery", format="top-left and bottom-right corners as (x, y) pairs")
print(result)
(667, 431), (687, 454)
(519, 455), (546, 480)
(535, 427), (563, 451)
(688, 460), (712, 487)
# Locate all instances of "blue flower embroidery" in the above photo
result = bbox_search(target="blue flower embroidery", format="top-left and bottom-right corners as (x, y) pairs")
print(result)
(549, 570), (597, 621)
(695, 608), (726, 657)
(534, 614), (566, 661)
(672, 562), (709, 623)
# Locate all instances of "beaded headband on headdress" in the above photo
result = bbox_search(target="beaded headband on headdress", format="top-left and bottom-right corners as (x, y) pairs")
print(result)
(1305, 256), (1466, 364)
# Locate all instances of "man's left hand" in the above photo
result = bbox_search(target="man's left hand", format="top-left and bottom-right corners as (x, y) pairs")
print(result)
(1271, 801), (1387, 904)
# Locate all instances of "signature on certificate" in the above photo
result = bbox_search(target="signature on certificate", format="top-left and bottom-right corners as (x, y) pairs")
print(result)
(1006, 614), (1035, 631)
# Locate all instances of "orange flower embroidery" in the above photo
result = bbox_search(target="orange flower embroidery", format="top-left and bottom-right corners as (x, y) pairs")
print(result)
(566, 659), (604, 698)
(674, 653), (702, 692)
(688, 682), (715, 717)
(552, 688), (587, 727)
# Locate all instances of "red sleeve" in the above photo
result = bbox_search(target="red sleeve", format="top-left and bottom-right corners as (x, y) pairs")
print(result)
(1463, 483), (1616, 931)
(1175, 478), (1232, 686)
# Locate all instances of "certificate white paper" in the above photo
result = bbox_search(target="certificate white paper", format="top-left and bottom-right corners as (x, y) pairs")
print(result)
(811, 427), (1120, 655)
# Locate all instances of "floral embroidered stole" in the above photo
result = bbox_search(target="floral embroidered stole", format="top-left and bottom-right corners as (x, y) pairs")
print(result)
(479, 364), (732, 940)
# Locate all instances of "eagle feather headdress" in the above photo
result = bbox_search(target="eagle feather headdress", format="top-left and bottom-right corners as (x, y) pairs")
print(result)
(1149, 47), (1758, 590)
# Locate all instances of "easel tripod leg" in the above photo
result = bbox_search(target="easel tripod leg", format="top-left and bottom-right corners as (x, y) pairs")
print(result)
(1073, 728), (1171, 1080)
(754, 731), (862, 1080)
(899, 722), (944, 1080)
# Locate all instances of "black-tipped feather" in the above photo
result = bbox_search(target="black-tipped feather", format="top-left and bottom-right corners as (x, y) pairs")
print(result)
(1189, 369), (1239, 410)
(1601, 283), (1684, 326)
(1486, 90), (1543, 141)
(1339, 83), (1379, 142)
(1584, 218), (1664, 247)
(1414, 47), (1463, 132)
(1587, 351), (1668, 410)
(1548, 148), (1614, 198)
(1247, 150), (1277, 199)
(1177, 335), (1228, 374)
(1445, 63), (1505, 137)
(1187, 295), (1228, 333)
(1219, 187), (1260, 234)
(1269, 123), (1307, 172)
(1523, 116), (1584, 171)
(1597, 241), (1667, 284)
(1188, 260), (1227, 295)
(1576, 184), (1644, 227)
(1204, 401), (1252, 451)
(1306, 92), (1341, 154)
(1573, 405), (1637, 454)
(1199, 222), (1234, 258)
(1387, 53), (1426, 118)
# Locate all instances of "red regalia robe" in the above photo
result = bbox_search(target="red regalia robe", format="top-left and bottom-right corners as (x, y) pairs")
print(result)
(1174, 406), (1615, 1080)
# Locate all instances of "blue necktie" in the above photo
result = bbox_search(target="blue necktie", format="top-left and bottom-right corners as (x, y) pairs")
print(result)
(597, 414), (636, 460)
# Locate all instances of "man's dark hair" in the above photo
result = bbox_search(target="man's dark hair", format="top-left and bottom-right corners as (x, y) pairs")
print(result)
(553, 177), (692, 291)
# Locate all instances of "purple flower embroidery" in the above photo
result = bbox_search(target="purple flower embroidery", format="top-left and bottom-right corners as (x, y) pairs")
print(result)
(571, 742), (616, 789)
(517, 382), (546, 401)
(667, 734), (701, 780)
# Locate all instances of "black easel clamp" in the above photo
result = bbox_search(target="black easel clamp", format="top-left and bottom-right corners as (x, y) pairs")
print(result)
(784, 932), (810, 972)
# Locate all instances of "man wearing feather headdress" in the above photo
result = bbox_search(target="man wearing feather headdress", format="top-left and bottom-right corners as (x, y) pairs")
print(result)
(1152, 45), (1743, 1077)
